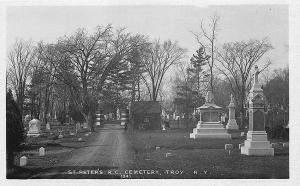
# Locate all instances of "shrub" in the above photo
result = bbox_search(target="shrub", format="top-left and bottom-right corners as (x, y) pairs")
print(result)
(70, 108), (85, 123)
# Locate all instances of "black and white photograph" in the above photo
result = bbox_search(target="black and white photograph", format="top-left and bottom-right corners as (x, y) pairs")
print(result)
(2, 0), (298, 182)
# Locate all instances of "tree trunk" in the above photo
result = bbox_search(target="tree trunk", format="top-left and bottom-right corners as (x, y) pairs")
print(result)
(44, 86), (49, 124)
(137, 80), (140, 101)
(89, 111), (94, 132)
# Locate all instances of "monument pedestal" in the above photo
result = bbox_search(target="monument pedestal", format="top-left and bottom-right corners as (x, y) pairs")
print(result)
(27, 132), (40, 137)
(190, 121), (231, 139)
(241, 131), (274, 156)
(226, 94), (239, 130)
(226, 119), (239, 130)
(241, 66), (274, 156)
(226, 120), (240, 138)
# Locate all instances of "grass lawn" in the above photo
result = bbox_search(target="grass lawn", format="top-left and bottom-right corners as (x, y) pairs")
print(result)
(127, 129), (289, 179)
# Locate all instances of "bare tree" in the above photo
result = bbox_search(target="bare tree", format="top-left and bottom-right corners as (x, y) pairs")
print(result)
(192, 14), (220, 93)
(39, 25), (146, 131)
(7, 39), (37, 117)
(141, 40), (186, 101)
(216, 38), (273, 128)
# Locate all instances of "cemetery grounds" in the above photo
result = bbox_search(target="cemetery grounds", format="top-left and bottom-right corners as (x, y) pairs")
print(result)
(8, 121), (289, 179)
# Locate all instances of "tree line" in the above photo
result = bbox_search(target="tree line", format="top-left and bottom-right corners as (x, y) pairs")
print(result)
(6, 25), (186, 131)
(171, 15), (288, 131)
(7, 16), (289, 131)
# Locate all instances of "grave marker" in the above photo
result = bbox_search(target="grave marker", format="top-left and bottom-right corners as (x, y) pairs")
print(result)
(241, 66), (274, 156)
(27, 118), (41, 137)
(226, 94), (239, 130)
(39, 147), (45, 156)
(46, 123), (51, 130)
(190, 90), (231, 139)
(20, 156), (27, 166)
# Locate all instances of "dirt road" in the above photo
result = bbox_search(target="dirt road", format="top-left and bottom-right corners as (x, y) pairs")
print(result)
(32, 123), (136, 178)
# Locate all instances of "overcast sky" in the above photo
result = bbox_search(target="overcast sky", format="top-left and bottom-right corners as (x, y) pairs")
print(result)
(7, 5), (288, 69)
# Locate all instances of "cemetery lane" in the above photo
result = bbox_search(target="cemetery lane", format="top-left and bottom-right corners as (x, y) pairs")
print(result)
(32, 123), (135, 178)
(61, 123), (135, 168)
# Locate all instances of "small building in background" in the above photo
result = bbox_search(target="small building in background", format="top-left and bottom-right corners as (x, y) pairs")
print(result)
(131, 101), (162, 130)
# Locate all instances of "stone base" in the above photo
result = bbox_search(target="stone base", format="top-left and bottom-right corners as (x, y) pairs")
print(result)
(27, 132), (40, 137)
(190, 121), (231, 139)
(226, 119), (239, 130)
(240, 131), (274, 156)
(190, 133), (231, 139)
(83, 123), (88, 128)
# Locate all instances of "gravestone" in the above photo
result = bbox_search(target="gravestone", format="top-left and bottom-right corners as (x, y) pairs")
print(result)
(225, 144), (233, 150)
(27, 118), (41, 137)
(117, 108), (120, 120)
(190, 90), (231, 139)
(226, 94), (239, 130)
(58, 134), (63, 139)
(283, 142), (289, 148)
(241, 66), (274, 156)
(75, 123), (80, 134)
(24, 115), (31, 130)
(20, 156), (27, 166)
(39, 147), (45, 156)
(46, 123), (51, 130)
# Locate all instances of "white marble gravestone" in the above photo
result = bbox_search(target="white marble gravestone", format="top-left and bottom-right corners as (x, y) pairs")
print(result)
(75, 123), (81, 134)
(39, 147), (45, 156)
(226, 94), (239, 130)
(241, 66), (274, 156)
(190, 90), (231, 139)
(27, 118), (41, 137)
(46, 123), (51, 130)
(20, 156), (27, 166)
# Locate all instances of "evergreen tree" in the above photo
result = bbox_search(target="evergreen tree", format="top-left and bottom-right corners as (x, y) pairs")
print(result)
(6, 89), (25, 168)
(188, 47), (210, 93)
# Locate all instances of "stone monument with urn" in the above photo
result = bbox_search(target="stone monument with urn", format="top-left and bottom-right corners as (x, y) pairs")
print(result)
(190, 90), (231, 139)
(241, 66), (274, 156)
